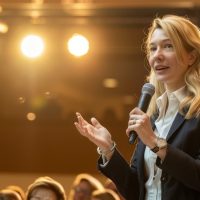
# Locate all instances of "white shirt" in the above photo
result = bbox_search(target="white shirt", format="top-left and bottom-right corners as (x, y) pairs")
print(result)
(144, 86), (186, 200)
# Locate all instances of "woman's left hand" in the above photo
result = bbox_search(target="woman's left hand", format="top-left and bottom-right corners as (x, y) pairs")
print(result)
(126, 107), (156, 148)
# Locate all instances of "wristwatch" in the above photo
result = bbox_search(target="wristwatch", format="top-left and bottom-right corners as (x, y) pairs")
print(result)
(151, 137), (167, 153)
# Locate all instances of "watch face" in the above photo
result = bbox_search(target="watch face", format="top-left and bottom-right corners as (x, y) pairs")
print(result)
(151, 146), (159, 153)
(151, 137), (167, 153)
(157, 138), (167, 148)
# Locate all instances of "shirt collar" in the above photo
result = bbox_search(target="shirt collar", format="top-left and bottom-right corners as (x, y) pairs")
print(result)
(167, 86), (186, 102)
(156, 86), (186, 112)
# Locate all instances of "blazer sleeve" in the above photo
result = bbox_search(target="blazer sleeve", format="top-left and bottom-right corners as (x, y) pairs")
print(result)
(97, 149), (140, 200)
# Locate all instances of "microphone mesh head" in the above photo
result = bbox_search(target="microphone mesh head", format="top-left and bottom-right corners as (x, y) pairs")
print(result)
(142, 83), (155, 96)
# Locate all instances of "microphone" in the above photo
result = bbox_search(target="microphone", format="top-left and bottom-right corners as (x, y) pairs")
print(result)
(129, 83), (155, 144)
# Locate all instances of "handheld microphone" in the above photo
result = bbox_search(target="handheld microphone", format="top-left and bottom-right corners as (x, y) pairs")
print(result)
(129, 83), (155, 144)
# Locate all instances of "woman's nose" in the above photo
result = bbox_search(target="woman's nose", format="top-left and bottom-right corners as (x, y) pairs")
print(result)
(154, 48), (164, 60)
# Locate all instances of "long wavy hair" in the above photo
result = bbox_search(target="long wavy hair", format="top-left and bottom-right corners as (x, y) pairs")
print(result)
(144, 15), (200, 119)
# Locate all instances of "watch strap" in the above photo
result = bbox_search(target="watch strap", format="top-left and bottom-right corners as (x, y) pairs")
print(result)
(151, 146), (159, 153)
(150, 137), (167, 153)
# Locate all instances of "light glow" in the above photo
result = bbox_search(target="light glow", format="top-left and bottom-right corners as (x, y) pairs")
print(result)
(67, 33), (89, 57)
(26, 112), (36, 121)
(103, 78), (118, 88)
(21, 34), (45, 58)
(0, 22), (8, 33)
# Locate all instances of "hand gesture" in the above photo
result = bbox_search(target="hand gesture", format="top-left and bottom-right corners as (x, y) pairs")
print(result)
(74, 112), (114, 151)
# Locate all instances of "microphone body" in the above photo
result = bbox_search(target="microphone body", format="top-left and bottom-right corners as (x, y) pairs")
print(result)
(129, 83), (155, 144)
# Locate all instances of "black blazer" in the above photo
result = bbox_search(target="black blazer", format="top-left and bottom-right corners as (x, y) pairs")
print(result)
(98, 113), (200, 200)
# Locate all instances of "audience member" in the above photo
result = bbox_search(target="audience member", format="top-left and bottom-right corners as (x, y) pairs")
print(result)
(6, 185), (25, 200)
(26, 176), (66, 200)
(68, 173), (104, 200)
(104, 179), (125, 200)
(91, 189), (120, 200)
(0, 189), (22, 200)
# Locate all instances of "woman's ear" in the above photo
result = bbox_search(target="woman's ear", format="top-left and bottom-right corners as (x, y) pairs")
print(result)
(188, 50), (197, 66)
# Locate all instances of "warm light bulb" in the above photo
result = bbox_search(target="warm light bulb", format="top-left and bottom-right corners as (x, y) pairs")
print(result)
(67, 34), (89, 57)
(21, 34), (44, 58)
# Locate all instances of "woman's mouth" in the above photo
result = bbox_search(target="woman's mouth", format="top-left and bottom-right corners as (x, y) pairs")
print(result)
(155, 65), (170, 71)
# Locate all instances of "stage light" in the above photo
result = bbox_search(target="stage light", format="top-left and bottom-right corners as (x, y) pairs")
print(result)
(20, 34), (45, 58)
(67, 33), (89, 57)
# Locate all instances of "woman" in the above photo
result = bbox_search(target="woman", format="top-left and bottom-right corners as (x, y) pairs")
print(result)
(74, 15), (200, 200)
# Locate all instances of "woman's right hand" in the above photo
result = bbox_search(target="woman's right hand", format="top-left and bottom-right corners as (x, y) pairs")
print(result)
(74, 112), (114, 152)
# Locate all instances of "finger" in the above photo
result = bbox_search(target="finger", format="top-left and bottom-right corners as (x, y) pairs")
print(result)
(76, 113), (88, 127)
(74, 122), (84, 134)
(76, 112), (86, 122)
(125, 128), (130, 137)
(76, 112), (82, 119)
(126, 127), (136, 137)
(91, 117), (102, 128)
(128, 119), (136, 126)
(129, 114), (144, 122)
(134, 107), (145, 114)
(137, 118), (145, 126)
(74, 121), (89, 137)
(129, 106), (139, 114)
(129, 114), (139, 120)
(129, 107), (144, 115)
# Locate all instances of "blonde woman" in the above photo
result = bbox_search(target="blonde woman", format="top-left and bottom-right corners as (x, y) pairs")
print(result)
(75, 15), (200, 200)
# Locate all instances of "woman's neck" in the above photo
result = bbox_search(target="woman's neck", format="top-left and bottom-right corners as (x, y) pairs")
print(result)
(165, 83), (186, 93)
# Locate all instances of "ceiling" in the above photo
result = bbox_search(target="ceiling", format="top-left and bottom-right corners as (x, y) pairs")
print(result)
(0, 0), (199, 174)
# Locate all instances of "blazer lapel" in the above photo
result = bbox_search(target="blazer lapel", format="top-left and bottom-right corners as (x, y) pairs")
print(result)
(166, 112), (186, 140)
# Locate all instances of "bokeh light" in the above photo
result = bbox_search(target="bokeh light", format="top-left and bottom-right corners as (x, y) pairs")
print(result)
(67, 33), (89, 57)
(20, 34), (45, 58)
(26, 112), (36, 121)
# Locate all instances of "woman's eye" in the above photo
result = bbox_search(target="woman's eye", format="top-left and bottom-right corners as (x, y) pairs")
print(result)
(149, 46), (156, 52)
(164, 44), (173, 49)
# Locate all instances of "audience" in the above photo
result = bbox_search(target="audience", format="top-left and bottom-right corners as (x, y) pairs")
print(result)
(1, 174), (110, 200)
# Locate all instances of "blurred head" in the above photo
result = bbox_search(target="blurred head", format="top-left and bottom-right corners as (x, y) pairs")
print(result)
(68, 173), (104, 200)
(91, 189), (120, 200)
(104, 179), (125, 200)
(26, 177), (66, 200)
(6, 185), (25, 200)
(0, 189), (22, 200)
(104, 179), (117, 194)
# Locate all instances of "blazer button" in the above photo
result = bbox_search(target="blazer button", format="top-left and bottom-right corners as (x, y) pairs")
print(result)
(161, 176), (167, 182)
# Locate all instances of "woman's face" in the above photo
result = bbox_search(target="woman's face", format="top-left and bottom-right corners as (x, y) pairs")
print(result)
(148, 28), (192, 91)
